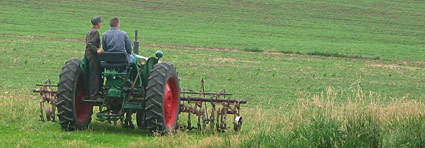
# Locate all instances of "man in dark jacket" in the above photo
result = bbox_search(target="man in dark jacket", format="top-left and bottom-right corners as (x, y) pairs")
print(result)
(85, 16), (103, 100)
(102, 17), (133, 63)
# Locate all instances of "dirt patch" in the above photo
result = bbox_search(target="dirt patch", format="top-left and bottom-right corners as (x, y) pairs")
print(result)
(263, 51), (285, 55)
(370, 64), (419, 70)
(213, 57), (238, 63)
(415, 61), (425, 64)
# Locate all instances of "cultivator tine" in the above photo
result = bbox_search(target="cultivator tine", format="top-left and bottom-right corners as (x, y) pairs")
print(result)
(32, 79), (58, 122)
(180, 79), (247, 132)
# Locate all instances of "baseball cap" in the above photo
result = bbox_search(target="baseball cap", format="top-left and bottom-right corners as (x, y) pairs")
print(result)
(91, 16), (103, 25)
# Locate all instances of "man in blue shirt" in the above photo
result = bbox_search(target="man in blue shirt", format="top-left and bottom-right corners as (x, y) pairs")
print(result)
(102, 17), (134, 63)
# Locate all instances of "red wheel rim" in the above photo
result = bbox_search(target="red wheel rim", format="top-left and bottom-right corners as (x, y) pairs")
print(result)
(163, 76), (178, 128)
(75, 74), (91, 122)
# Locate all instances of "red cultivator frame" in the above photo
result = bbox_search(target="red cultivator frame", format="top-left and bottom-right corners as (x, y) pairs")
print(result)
(179, 79), (247, 132)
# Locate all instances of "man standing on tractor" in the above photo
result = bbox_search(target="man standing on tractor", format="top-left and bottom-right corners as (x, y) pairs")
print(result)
(102, 17), (134, 63)
(85, 16), (103, 100)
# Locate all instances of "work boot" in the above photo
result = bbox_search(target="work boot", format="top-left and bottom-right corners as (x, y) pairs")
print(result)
(96, 96), (104, 102)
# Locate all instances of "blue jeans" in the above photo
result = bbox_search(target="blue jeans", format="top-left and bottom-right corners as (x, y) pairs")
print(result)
(128, 54), (134, 63)
(121, 54), (135, 73)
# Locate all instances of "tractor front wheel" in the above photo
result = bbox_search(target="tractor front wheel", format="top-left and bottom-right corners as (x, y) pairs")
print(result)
(57, 58), (93, 131)
(145, 62), (180, 135)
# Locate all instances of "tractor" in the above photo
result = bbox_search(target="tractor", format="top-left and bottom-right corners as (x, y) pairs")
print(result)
(56, 30), (179, 134)
(33, 30), (246, 135)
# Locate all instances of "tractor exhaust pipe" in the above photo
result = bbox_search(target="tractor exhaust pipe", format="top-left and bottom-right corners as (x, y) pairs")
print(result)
(133, 30), (139, 55)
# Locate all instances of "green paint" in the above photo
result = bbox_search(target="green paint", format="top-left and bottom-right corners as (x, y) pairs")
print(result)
(80, 57), (90, 98)
(106, 87), (121, 98)
(141, 57), (158, 88)
(155, 50), (163, 60)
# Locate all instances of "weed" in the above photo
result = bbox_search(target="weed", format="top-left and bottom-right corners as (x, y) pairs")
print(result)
(307, 51), (347, 58)
(278, 50), (294, 54)
(384, 115), (425, 148)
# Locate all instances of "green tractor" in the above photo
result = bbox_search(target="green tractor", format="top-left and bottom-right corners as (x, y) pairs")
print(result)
(46, 31), (247, 135)
(56, 31), (179, 134)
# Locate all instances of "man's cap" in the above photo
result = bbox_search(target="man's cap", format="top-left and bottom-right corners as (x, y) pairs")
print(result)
(91, 16), (103, 25)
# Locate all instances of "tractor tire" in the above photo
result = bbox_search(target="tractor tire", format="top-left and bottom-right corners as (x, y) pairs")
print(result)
(145, 62), (180, 135)
(57, 58), (93, 131)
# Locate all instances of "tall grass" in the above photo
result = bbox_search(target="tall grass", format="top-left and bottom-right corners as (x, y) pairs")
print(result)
(126, 85), (425, 147)
(240, 86), (425, 148)
(1, 85), (424, 147)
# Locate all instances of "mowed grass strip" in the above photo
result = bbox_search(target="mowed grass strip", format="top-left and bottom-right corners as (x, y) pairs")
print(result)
(1, 0), (425, 60)
(1, 36), (424, 105)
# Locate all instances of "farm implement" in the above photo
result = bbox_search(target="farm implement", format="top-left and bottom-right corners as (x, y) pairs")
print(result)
(180, 79), (246, 132)
(32, 79), (57, 122)
(32, 30), (247, 134)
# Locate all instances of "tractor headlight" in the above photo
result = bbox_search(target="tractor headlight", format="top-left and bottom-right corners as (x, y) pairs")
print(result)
(139, 59), (147, 65)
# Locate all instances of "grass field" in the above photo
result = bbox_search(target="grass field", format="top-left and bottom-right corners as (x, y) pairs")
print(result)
(1, 0), (425, 147)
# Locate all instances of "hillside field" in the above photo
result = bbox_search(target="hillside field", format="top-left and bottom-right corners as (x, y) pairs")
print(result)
(1, 0), (425, 147)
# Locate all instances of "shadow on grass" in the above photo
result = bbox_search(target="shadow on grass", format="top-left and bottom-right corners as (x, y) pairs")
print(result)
(83, 121), (225, 137)
(85, 121), (149, 136)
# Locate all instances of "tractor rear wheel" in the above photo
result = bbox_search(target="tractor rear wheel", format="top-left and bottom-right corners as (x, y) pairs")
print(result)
(145, 62), (180, 135)
(57, 58), (93, 131)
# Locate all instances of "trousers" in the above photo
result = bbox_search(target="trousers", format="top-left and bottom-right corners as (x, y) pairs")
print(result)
(88, 58), (100, 99)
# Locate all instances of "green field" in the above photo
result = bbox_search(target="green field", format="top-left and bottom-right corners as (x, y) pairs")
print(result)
(1, 0), (425, 147)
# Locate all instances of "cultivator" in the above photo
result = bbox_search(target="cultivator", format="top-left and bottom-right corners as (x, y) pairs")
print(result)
(32, 79), (58, 122)
(179, 79), (247, 132)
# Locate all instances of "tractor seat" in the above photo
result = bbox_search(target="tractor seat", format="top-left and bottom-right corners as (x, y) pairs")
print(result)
(98, 52), (128, 69)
